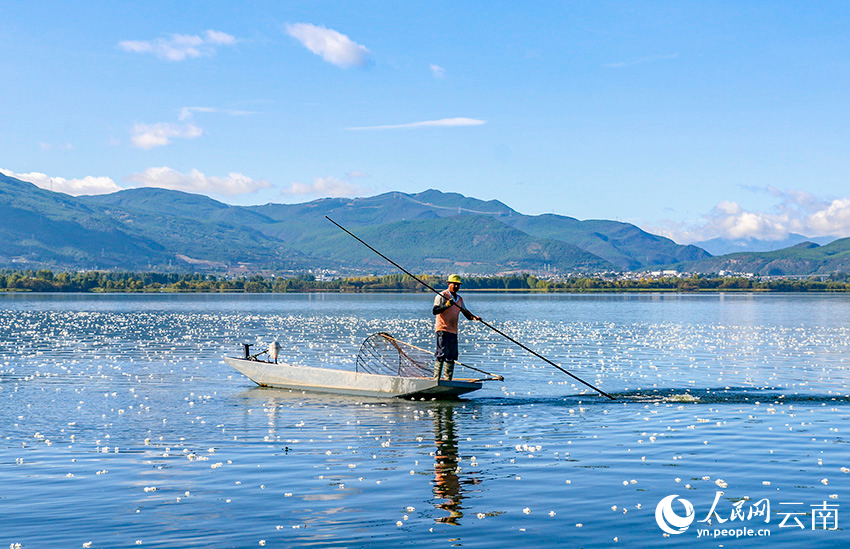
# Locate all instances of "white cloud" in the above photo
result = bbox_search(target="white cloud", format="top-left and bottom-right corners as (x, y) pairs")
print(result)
(119, 30), (237, 61)
(709, 201), (792, 240)
(133, 107), (255, 149)
(285, 23), (370, 68)
(125, 167), (271, 196)
(655, 187), (850, 243)
(131, 122), (203, 149)
(346, 117), (486, 131)
(430, 64), (446, 79)
(282, 176), (364, 198)
(806, 197), (850, 235)
(1, 168), (120, 196)
(205, 30), (237, 46)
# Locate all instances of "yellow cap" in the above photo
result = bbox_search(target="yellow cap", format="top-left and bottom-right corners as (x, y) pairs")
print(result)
(447, 274), (462, 284)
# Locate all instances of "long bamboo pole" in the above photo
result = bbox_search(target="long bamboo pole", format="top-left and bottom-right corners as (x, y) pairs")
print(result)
(326, 216), (615, 400)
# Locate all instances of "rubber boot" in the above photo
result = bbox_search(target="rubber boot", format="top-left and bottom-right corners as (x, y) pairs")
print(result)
(433, 360), (444, 379)
(443, 361), (455, 381)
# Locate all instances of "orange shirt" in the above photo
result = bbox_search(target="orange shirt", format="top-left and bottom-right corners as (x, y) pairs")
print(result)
(434, 290), (464, 334)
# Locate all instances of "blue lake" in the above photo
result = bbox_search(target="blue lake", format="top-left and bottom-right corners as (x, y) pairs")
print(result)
(1, 292), (849, 547)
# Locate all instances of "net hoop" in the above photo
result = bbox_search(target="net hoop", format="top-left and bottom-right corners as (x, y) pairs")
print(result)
(355, 332), (433, 378)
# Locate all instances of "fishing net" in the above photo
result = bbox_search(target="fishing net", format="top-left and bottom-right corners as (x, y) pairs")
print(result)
(356, 332), (433, 378)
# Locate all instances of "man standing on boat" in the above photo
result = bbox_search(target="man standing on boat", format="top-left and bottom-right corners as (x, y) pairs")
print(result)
(433, 274), (480, 380)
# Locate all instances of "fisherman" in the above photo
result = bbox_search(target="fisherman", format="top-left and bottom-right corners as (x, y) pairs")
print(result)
(433, 274), (480, 380)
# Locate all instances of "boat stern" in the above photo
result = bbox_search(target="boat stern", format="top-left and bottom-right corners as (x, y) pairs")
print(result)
(399, 379), (483, 400)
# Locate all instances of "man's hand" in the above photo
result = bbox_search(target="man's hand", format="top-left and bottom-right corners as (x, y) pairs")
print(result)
(473, 315), (482, 321)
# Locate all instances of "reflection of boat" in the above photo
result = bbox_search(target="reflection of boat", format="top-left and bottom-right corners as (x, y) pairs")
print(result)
(224, 356), (483, 399)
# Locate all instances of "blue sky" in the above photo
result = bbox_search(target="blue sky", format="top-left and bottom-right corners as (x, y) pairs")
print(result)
(3, 2), (850, 244)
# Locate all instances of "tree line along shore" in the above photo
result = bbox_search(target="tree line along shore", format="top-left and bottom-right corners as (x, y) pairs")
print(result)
(2, 269), (850, 293)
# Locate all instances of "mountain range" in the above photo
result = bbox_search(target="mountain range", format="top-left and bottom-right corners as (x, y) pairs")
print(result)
(0, 173), (709, 274)
(2, 171), (849, 276)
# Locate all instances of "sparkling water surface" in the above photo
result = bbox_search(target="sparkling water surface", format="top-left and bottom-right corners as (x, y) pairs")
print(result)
(2, 292), (850, 548)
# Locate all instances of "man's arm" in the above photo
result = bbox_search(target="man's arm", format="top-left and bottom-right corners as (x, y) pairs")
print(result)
(433, 294), (452, 315)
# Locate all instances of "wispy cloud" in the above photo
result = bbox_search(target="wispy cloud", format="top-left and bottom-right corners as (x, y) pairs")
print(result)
(285, 23), (370, 68)
(178, 106), (256, 121)
(131, 122), (203, 149)
(282, 175), (366, 198)
(346, 117), (486, 131)
(39, 142), (73, 151)
(1, 168), (120, 196)
(603, 53), (678, 69)
(654, 187), (850, 243)
(178, 107), (219, 121)
(430, 64), (446, 79)
(119, 30), (237, 61)
(125, 167), (270, 196)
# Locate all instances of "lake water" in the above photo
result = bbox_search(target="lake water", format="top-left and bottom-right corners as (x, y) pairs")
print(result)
(1, 292), (849, 548)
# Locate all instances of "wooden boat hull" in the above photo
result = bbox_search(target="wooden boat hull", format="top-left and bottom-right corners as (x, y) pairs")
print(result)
(224, 357), (482, 399)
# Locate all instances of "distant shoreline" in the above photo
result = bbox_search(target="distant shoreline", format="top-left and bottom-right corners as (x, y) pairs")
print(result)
(0, 269), (848, 293)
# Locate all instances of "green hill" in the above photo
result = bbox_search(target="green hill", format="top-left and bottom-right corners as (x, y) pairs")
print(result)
(678, 239), (850, 275)
(304, 215), (614, 273)
(503, 214), (709, 270)
(1, 173), (711, 274)
(0, 173), (306, 271)
(0, 174), (168, 268)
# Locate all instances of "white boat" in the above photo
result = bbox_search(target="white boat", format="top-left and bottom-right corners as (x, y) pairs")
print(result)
(224, 356), (483, 399)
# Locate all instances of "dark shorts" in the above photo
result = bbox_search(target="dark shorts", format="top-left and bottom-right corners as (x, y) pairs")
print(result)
(435, 331), (458, 362)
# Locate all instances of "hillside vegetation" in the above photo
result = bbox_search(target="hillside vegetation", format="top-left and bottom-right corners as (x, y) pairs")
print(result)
(0, 173), (710, 274)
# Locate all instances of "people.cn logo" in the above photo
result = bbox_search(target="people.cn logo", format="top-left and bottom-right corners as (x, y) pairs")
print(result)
(655, 495), (695, 535)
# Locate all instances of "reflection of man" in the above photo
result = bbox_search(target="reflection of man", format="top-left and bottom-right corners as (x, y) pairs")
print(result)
(433, 405), (462, 525)
(432, 275), (480, 380)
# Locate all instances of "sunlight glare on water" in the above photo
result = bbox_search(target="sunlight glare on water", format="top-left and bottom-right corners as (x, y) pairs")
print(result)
(1, 292), (849, 547)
